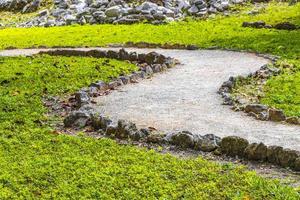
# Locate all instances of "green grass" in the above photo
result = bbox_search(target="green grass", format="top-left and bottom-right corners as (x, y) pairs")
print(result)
(0, 55), (297, 199)
(261, 60), (300, 116)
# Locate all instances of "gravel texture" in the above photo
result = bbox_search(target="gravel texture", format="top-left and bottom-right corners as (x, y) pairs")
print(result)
(1, 48), (300, 151)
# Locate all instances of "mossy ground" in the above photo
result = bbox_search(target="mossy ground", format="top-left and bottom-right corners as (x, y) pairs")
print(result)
(0, 54), (298, 199)
(0, 2), (300, 199)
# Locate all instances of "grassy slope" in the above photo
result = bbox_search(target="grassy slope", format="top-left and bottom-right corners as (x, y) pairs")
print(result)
(0, 3), (300, 115)
(0, 55), (298, 199)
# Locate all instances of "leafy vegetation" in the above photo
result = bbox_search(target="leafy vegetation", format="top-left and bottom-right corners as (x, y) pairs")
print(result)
(261, 59), (300, 116)
(0, 2), (300, 198)
(0, 55), (297, 198)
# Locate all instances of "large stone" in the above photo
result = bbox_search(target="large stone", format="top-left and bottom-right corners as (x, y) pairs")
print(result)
(137, 1), (158, 11)
(277, 149), (299, 168)
(166, 131), (196, 148)
(274, 22), (297, 30)
(268, 108), (286, 122)
(267, 145), (283, 164)
(115, 120), (146, 140)
(195, 134), (221, 152)
(105, 5), (122, 17)
(22, 0), (40, 13)
(91, 115), (112, 130)
(286, 116), (300, 125)
(90, 81), (108, 91)
(242, 21), (266, 28)
(294, 157), (300, 171)
(244, 143), (267, 161)
(220, 136), (249, 157)
(63, 105), (95, 128)
(75, 90), (90, 106)
(244, 104), (268, 114)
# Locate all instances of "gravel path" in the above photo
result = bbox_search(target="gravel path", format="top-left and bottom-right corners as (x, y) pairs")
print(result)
(1, 48), (300, 150)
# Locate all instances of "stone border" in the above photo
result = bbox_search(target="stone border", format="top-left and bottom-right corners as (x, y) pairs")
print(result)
(218, 62), (300, 125)
(6, 47), (299, 172)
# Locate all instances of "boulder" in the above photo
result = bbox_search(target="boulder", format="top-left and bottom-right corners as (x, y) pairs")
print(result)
(115, 120), (146, 140)
(286, 116), (300, 125)
(294, 157), (300, 171)
(277, 149), (299, 168)
(267, 145), (283, 164)
(244, 142), (267, 161)
(166, 131), (197, 148)
(105, 5), (122, 18)
(146, 131), (166, 143)
(244, 104), (268, 114)
(63, 105), (95, 128)
(75, 90), (90, 106)
(195, 134), (221, 152)
(242, 21), (266, 28)
(220, 136), (249, 157)
(274, 22), (297, 30)
(268, 108), (286, 122)
(90, 81), (108, 91)
(91, 115), (112, 130)
(22, 0), (40, 13)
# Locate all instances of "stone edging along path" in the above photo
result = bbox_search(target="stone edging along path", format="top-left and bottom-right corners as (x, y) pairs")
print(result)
(1, 47), (300, 172)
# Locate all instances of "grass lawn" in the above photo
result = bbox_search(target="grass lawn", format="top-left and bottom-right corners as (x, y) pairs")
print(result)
(0, 2), (300, 199)
(0, 55), (298, 199)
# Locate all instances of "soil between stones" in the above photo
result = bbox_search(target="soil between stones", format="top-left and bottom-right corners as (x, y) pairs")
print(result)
(1, 47), (300, 151)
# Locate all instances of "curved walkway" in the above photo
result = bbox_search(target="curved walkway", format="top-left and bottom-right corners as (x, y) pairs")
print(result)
(1, 48), (300, 150)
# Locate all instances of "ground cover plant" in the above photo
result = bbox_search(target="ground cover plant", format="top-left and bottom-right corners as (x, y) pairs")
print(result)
(0, 54), (299, 199)
(0, 2), (300, 199)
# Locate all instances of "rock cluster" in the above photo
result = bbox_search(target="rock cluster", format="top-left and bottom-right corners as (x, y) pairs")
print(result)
(218, 63), (300, 125)
(0, 0), (41, 13)
(220, 136), (300, 171)
(18, 0), (241, 27)
(242, 21), (299, 30)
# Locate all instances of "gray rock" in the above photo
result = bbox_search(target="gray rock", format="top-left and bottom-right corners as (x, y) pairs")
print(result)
(277, 149), (299, 168)
(187, 5), (199, 14)
(267, 145), (283, 164)
(195, 134), (221, 152)
(91, 115), (112, 130)
(65, 14), (77, 25)
(63, 105), (95, 128)
(274, 22), (297, 30)
(176, 0), (190, 10)
(286, 116), (300, 125)
(38, 9), (49, 17)
(146, 131), (166, 143)
(220, 136), (249, 157)
(75, 90), (90, 106)
(108, 79), (123, 89)
(119, 76), (130, 84)
(137, 1), (158, 11)
(115, 119), (145, 140)
(105, 5), (122, 17)
(244, 104), (268, 114)
(294, 157), (300, 171)
(268, 108), (286, 122)
(244, 142), (267, 161)
(22, 0), (40, 13)
(142, 65), (154, 75)
(90, 81), (108, 91)
(166, 131), (196, 148)
(242, 21), (266, 28)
